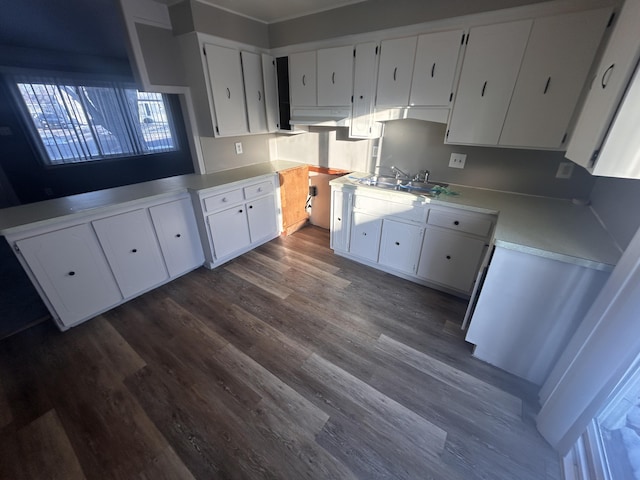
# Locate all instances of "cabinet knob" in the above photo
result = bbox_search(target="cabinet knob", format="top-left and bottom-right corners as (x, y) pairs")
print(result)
(131, 248), (138, 253)
(362, 232), (367, 236)
(257, 187), (262, 192)
(395, 241), (400, 246)
(239, 209), (243, 213)
(359, 95), (364, 99)
(453, 221), (460, 226)
(446, 255), (451, 260)
(68, 271), (76, 276)
(337, 217), (341, 222)
(249, 205), (253, 209)
(222, 197), (227, 202)
(176, 233), (182, 238)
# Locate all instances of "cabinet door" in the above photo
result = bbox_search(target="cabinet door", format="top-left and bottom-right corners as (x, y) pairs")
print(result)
(317, 46), (354, 106)
(417, 228), (486, 293)
(499, 9), (611, 149)
(376, 37), (417, 107)
(208, 205), (251, 260)
(350, 212), (382, 262)
(262, 53), (280, 132)
(246, 195), (278, 243)
(289, 51), (317, 106)
(16, 224), (122, 327)
(409, 29), (463, 107)
(93, 209), (168, 298)
(330, 189), (351, 252)
(204, 43), (248, 136)
(149, 198), (204, 278)
(241, 51), (268, 134)
(351, 42), (380, 138)
(566, 0), (640, 170)
(447, 20), (532, 145)
(378, 219), (424, 274)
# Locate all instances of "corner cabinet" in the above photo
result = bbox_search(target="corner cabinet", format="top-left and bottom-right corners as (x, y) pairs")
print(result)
(193, 175), (281, 268)
(178, 33), (277, 137)
(7, 193), (204, 330)
(329, 183), (494, 297)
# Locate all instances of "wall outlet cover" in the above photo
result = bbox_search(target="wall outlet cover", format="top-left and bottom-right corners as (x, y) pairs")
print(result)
(449, 153), (467, 169)
(235, 142), (243, 154)
(556, 162), (574, 179)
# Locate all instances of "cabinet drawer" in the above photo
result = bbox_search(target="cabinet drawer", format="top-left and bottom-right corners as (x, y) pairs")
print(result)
(428, 210), (493, 237)
(354, 195), (426, 222)
(244, 181), (274, 200)
(203, 189), (244, 213)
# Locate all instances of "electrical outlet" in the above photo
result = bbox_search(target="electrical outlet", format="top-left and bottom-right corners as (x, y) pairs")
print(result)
(556, 162), (574, 179)
(449, 153), (467, 169)
(234, 142), (243, 154)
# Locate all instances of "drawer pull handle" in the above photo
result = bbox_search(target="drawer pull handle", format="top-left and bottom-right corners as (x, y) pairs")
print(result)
(226, 87), (231, 99)
(68, 271), (76, 276)
(393, 67), (398, 81)
(302, 74), (306, 86)
(258, 90), (262, 101)
(601, 64), (614, 89)
(332, 72), (336, 84)
(431, 62), (436, 78)
(481, 81), (487, 97)
(257, 187), (263, 192)
(131, 248), (138, 253)
(395, 241), (400, 246)
(446, 255), (451, 260)
(453, 221), (460, 226)
(176, 233), (182, 238)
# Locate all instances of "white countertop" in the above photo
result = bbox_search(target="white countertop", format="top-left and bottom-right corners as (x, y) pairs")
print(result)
(332, 174), (621, 271)
(0, 160), (305, 236)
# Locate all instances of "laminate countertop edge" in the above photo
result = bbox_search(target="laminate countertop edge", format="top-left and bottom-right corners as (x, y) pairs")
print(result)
(331, 173), (621, 272)
(0, 160), (307, 237)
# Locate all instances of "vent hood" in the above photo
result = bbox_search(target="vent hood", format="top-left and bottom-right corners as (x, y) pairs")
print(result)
(289, 107), (351, 127)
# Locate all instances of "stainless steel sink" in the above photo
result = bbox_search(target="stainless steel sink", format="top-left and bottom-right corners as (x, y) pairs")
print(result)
(357, 175), (448, 196)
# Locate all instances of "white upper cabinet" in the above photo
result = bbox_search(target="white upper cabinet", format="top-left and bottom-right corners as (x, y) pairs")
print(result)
(409, 29), (464, 107)
(262, 53), (280, 132)
(499, 8), (611, 149)
(289, 51), (317, 106)
(447, 20), (532, 145)
(566, 0), (640, 175)
(204, 43), (249, 137)
(241, 51), (268, 134)
(375, 36), (418, 107)
(351, 42), (380, 138)
(317, 46), (354, 106)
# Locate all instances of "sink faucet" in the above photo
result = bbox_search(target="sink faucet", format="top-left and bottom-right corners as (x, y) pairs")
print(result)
(390, 165), (411, 180)
(413, 170), (430, 183)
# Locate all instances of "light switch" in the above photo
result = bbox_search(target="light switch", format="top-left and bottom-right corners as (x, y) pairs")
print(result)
(235, 142), (243, 154)
(556, 162), (574, 179)
(449, 153), (467, 169)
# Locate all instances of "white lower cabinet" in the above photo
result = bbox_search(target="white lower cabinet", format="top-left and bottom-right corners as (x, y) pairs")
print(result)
(208, 205), (252, 260)
(379, 219), (424, 274)
(417, 228), (487, 292)
(10, 192), (204, 330)
(93, 209), (169, 298)
(195, 174), (280, 268)
(330, 188), (494, 296)
(349, 212), (383, 262)
(149, 198), (204, 278)
(15, 224), (122, 328)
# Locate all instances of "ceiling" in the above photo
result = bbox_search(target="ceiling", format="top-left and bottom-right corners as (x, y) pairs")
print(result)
(156, 0), (371, 23)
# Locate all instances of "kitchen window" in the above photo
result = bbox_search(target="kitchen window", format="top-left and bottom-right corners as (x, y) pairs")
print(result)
(14, 76), (178, 165)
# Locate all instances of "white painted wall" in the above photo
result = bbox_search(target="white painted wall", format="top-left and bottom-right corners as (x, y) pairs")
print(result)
(590, 177), (640, 250)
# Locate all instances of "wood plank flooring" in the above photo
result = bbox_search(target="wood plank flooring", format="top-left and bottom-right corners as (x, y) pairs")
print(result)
(0, 226), (561, 479)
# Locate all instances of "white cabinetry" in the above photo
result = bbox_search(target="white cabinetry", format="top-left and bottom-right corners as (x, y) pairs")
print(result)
(317, 46), (354, 106)
(15, 224), (122, 328)
(241, 51), (268, 133)
(499, 8), (611, 149)
(149, 198), (204, 278)
(330, 188), (352, 252)
(350, 212), (383, 263)
(379, 219), (424, 274)
(351, 42), (380, 138)
(466, 246), (609, 385)
(204, 43), (248, 137)
(447, 20), (532, 145)
(194, 175), (280, 268)
(262, 54), (280, 132)
(93, 209), (168, 298)
(409, 29), (463, 107)
(375, 37), (417, 107)
(566, 0), (640, 177)
(8, 192), (203, 330)
(289, 51), (317, 106)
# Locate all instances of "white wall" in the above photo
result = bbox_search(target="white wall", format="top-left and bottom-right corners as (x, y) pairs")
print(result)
(199, 133), (275, 172)
(590, 177), (640, 250)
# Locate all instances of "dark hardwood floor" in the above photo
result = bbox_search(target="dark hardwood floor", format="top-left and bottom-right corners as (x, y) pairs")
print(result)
(0, 226), (560, 479)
